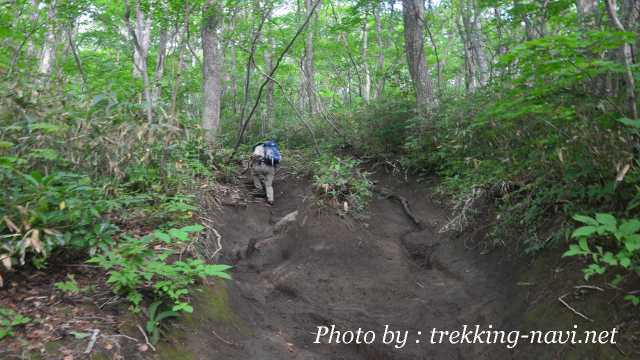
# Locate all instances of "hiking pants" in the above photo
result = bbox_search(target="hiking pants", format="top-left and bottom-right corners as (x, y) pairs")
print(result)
(252, 163), (275, 203)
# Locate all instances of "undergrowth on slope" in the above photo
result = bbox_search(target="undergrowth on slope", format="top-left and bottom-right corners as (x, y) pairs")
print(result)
(0, 78), (231, 341)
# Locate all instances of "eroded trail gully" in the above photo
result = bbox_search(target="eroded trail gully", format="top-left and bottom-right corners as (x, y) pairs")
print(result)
(159, 170), (520, 360)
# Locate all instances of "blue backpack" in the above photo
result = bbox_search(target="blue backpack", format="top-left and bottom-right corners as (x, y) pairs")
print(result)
(259, 141), (281, 166)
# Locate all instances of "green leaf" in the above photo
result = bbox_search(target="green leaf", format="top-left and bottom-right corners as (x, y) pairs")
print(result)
(572, 226), (597, 238)
(619, 220), (640, 235)
(617, 118), (640, 128)
(579, 238), (590, 252)
(562, 244), (587, 257)
(618, 255), (631, 268)
(624, 294), (640, 306)
(180, 224), (204, 233)
(27, 122), (65, 133)
(572, 214), (598, 226)
(595, 213), (617, 227)
(601, 252), (617, 266)
(70, 331), (91, 339)
(153, 231), (171, 243)
(168, 228), (189, 241)
(624, 234), (640, 252)
(171, 303), (193, 313)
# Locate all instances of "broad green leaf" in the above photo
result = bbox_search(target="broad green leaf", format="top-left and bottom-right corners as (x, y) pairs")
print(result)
(624, 234), (640, 252)
(180, 224), (204, 233)
(618, 255), (631, 268)
(572, 214), (598, 226)
(619, 220), (640, 235)
(153, 231), (171, 243)
(601, 252), (617, 266)
(579, 238), (590, 252)
(562, 244), (587, 257)
(617, 118), (640, 128)
(572, 226), (597, 238)
(168, 228), (189, 241)
(595, 213), (617, 227)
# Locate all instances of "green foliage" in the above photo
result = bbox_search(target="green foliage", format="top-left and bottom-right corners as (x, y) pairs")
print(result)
(563, 213), (640, 305)
(312, 155), (372, 213)
(0, 307), (31, 340)
(88, 225), (231, 313)
(563, 214), (640, 277)
(145, 300), (178, 345)
(54, 274), (81, 295)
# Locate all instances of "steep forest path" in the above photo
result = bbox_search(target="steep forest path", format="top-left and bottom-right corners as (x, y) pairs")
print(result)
(157, 168), (525, 359)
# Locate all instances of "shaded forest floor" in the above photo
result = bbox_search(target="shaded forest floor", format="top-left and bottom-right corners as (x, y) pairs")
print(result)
(1, 166), (638, 359)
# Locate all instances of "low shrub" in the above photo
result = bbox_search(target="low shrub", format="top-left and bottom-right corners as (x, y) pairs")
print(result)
(311, 155), (373, 213)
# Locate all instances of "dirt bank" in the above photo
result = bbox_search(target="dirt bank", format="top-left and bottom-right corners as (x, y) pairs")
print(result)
(157, 168), (634, 360)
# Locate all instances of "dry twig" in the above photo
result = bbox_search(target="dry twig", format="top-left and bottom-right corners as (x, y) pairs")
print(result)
(137, 324), (156, 351)
(558, 293), (593, 322)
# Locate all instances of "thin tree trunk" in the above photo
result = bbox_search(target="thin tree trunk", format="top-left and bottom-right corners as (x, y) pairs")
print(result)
(202, 0), (223, 146)
(132, 2), (151, 78)
(461, 0), (488, 87)
(26, 0), (40, 58)
(302, 0), (320, 114)
(402, 0), (433, 112)
(152, 29), (169, 106)
(374, 2), (385, 99)
(170, 39), (186, 122)
(238, 2), (270, 137)
(422, 12), (442, 94)
(170, 2), (190, 122)
(124, 0), (153, 124)
(39, 0), (57, 76)
(262, 36), (275, 136)
(361, 15), (371, 103)
(606, 0), (638, 119)
(66, 25), (87, 91)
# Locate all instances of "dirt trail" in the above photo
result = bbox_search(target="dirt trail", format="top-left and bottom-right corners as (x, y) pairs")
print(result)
(159, 169), (527, 359)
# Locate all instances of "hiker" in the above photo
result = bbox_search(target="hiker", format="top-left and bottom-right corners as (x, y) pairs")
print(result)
(250, 140), (281, 205)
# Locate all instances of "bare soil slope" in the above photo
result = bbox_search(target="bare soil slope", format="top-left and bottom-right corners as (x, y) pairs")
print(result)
(157, 169), (631, 360)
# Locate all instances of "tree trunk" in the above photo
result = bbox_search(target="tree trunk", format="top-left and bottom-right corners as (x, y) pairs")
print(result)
(202, 0), (223, 146)
(262, 36), (275, 136)
(170, 37), (186, 122)
(26, 0), (40, 58)
(66, 25), (86, 90)
(576, 0), (599, 28)
(132, 2), (151, 79)
(301, 0), (320, 114)
(230, 46), (239, 113)
(461, 0), (488, 87)
(455, 14), (474, 92)
(152, 29), (169, 106)
(606, 0), (638, 119)
(39, 0), (57, 76)
(374, 2), (385, 99)
(361, 15), (371, 103)
(124, 0), (153, 123)
(170, 2), (190, 122)
(402, 0), (434, 112)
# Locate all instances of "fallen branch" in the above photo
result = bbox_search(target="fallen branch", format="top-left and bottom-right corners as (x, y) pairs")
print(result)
(84, 329), (100, 354)
(137, 324), (157, 351)
(211, 328), (235, 346)
(574, 285), (604, 292)
(558, 293), (593, 322)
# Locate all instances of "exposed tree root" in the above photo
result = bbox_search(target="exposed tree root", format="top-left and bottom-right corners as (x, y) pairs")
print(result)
(373, 186), (424, 230)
